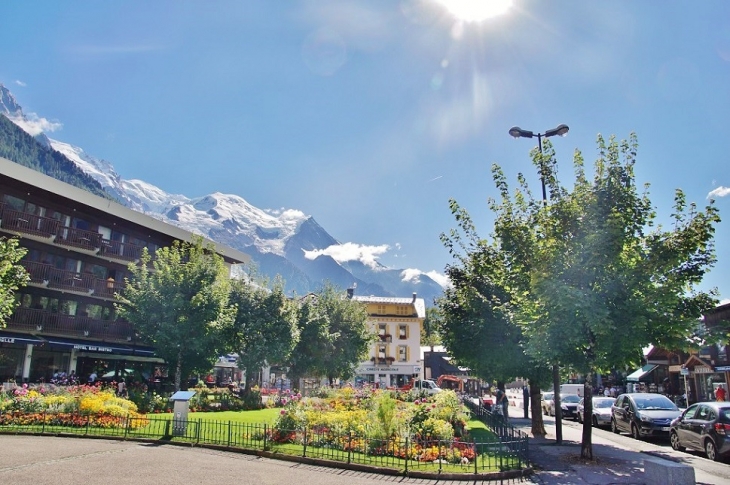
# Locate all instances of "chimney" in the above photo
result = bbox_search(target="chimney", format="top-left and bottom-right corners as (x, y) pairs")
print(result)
(412, 292), (417, 302)
(347, 287), (354, 299)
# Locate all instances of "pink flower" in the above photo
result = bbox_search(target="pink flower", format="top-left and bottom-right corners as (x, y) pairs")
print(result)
(280, 409), (287, 415)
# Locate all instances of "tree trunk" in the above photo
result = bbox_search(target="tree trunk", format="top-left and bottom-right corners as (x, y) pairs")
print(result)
(580, 380), (594, 460)
(530, 386), (546, 436)
(553, 365), (562, 444)
(174, 348), (182, 391)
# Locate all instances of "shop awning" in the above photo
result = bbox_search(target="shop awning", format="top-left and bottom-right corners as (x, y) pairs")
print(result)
(45, 337), (146, 355)
(626, 364), (659, 382)
(0, 331), (45, 345)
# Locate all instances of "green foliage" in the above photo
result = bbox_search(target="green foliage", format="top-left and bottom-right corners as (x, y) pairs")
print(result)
(227, 276), (299, 389)
(115, 237), (235, 390)
(0, 237), (29, 327)
(288, 283), (371, 384)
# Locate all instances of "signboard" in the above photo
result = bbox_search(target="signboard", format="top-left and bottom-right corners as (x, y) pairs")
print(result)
(72, 344), (113, 353)
(714, 365), (730, 372)
(680, 367), (689, 376)
(694, 365), (713, 374)
(0, 337), (15, 344)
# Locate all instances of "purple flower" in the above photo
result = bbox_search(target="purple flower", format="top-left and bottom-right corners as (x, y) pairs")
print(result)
(280, 409), (287, 415)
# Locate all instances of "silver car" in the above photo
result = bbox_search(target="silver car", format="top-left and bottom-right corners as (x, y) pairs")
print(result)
(577, 396), (615, 427)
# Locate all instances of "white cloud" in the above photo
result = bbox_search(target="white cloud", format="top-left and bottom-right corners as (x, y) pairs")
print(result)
(708, 186), (730, 199)
(7, 113), (63, 137)
(400, 268), (451, 289)
(14, 80), (26, 87)
(303, 242), (389, 269)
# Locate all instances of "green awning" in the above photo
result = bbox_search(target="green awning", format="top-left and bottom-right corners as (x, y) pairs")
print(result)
(626, 364), (658, 382)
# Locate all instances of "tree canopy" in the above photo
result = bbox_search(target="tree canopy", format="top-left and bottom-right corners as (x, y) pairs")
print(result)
(0, 236), (29, 327)
(116, 237), (235, 390)
(437, 133), (720, 456)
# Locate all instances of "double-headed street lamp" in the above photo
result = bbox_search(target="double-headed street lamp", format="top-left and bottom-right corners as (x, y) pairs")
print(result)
(509, 124), (569, 202)
(508, 123), (569, 443)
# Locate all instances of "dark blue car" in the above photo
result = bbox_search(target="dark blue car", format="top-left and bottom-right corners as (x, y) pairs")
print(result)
(670, 402), (730, 461)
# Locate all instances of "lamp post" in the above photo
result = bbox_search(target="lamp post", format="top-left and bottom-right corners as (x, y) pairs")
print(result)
(508, 123), (569, 443)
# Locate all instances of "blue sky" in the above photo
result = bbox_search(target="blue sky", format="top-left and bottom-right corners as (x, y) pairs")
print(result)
(2, 1), (730, 300)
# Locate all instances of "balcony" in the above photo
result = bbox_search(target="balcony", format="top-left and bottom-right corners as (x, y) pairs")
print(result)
(55, 226), (102, 252)
(7, 307), (136, 343)
(0, 206), (60, 239)
(98, 238), (145, 262)
(20, 260), (124, 299)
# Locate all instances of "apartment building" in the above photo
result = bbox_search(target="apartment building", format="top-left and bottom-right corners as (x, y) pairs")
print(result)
(351, 291), (426, 388)
(0, 156), (249, 384)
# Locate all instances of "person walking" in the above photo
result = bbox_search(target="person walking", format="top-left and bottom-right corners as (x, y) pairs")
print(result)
(716, 384), (726, 402)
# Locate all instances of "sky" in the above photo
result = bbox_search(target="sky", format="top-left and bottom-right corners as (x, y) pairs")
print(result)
(2, 0), (730, 300)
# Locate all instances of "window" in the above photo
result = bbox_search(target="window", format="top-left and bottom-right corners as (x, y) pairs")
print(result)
(398, 324), (408, 339)
(398, 345), (408, 362)
(396, 306), (409, 316)
(377, 345), (387, 360)
(3, 194), (25, 211)
(376, 305), (387, 314)
(378, 323), (387, 336)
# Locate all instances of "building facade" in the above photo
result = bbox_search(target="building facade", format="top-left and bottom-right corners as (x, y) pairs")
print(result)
(0, 156), (249, 384)
(351, 292), (425, 388)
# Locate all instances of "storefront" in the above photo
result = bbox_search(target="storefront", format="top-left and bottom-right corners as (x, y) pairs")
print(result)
(683, 355), (727, 403)
(0, 332), (45, 383)
(354, 363), (421, 388)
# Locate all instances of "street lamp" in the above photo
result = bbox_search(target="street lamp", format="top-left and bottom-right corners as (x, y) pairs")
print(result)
(509, 123), (569, 443)
(509, 124), (569, 202)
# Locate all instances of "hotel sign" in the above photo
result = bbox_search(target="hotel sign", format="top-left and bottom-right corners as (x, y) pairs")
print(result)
(73, 344), (113, 353)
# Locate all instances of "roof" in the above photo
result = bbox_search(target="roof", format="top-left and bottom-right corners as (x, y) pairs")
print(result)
(0, 156), (250, 265)
(351, 295), (426, 318)
(626, 364), (659, 382)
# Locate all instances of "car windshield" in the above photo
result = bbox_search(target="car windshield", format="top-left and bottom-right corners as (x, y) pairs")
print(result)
(593, 399), (614, 408)
(634, 395), (677, 410)
(562, 394), (581, 403)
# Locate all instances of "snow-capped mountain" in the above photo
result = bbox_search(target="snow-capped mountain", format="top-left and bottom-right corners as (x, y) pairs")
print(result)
(0, 83), (444, 303)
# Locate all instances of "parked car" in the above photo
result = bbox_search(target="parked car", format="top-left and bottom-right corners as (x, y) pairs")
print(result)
(541, 392), (554, 415)
(548, 393), (581, 420)
(669, 401), (730, 461)
(611, 393), (681, 440)
(577, 396), (615, 427)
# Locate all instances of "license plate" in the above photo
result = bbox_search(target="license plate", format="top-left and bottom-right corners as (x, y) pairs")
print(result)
(661, 427), (670, 431)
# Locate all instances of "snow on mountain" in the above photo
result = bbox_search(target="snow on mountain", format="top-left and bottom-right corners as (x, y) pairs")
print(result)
(0, 83), (445, 302)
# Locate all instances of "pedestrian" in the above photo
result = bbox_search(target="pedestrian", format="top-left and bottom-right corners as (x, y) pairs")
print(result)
(716, 384), (726, 402)
(88, 371), (97, 384)
(117, 380), (127, 398)
(495, 387), (509, 421)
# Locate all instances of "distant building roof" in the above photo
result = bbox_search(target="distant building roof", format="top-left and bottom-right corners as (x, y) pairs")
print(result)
(352, 294), (426, 318)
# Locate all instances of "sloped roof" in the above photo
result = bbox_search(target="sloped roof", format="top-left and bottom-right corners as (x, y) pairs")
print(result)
(352, 295), (426, 318)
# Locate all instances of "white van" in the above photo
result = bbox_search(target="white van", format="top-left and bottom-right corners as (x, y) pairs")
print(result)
(560, 384), (585, 397)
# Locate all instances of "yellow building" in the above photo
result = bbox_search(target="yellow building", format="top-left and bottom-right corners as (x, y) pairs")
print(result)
(351, 292), (426, 388)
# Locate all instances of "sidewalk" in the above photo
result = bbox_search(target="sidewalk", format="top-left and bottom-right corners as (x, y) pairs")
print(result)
(504, 394), (726, 485)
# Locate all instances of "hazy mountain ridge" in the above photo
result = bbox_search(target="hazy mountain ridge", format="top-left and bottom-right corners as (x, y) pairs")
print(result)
(0, 83), (444, 303)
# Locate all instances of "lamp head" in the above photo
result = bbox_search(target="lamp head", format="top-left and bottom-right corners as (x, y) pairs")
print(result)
(545, 124), (569, 138)
(509, 127), (534, 139)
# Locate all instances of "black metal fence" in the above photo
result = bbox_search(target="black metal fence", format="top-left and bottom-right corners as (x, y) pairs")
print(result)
(0, 409), (529, 476)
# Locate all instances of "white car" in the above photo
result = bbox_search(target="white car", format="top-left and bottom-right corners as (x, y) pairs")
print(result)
(577, 396), (615, 427)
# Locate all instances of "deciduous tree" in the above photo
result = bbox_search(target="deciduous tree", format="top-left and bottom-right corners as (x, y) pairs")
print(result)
(0, 237), (29, 327)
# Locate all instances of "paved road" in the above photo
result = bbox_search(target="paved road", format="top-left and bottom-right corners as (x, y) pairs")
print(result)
(0, 435), (527, 485)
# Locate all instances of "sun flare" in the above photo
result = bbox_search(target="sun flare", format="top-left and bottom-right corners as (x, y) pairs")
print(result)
(433, 0), (513, 22)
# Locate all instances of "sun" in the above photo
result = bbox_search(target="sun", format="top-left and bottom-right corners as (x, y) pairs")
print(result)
(433, 0), (513, 22)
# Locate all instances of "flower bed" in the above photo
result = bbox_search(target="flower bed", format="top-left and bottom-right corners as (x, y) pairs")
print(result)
(0, 383), (148, 429)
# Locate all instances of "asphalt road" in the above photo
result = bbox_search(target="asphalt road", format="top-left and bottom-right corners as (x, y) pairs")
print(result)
(0, 435), (526, 485)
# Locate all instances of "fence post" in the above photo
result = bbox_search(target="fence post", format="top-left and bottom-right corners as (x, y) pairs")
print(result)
(165, 419), (171, 437)
(196, 418), (201, 444)
(41, 410), (46, 434)
(263, 424), (267, 451)
(124, 413), (131, 439)
(438, 439), (442, 473)
(473, 436), (477, 475)
(228, 421), (232, 448)
(404, 436), (408, 474)
(85, 413), (90, 435)
(347, 430), (352, 464)
(303, 426), (307, 458)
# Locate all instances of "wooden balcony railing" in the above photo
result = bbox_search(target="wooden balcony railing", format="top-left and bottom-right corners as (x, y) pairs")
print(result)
(0, 207), (60, 238)
(19, 260), (125, 298)
(7, 307), (136, 342)
(55, 226), (103, 251)
(98, 238), (145, 262)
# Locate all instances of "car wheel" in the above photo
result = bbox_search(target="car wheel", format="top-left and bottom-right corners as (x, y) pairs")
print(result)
(611, 418), (620, 434)
(670, 431), (685, 452)
(592, 416), (599, 427)
(705, 440), (718, 461)
(631, 423), (641, 440)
